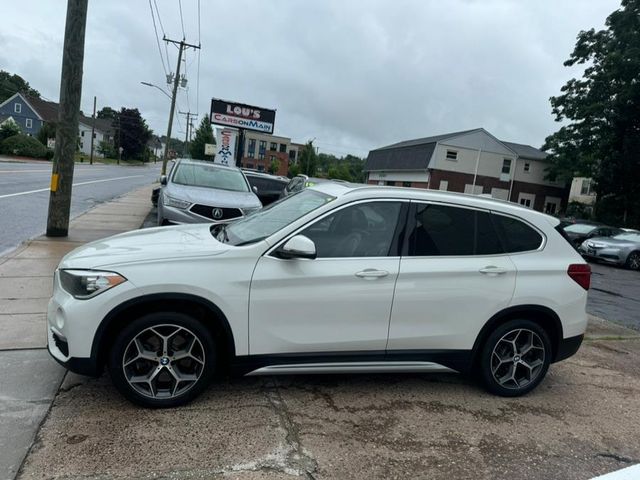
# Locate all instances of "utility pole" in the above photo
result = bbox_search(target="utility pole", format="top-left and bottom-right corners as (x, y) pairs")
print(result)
(89, 95), (96, 165)
(46, 0), (88, 237)
(162, 37), (200, 174)
(179, 111), (195, 156)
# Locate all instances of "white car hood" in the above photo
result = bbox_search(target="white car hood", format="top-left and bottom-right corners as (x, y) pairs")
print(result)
(59, 224), (229, 269)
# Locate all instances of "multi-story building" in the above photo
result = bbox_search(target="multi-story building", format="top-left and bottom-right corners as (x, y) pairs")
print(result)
(569, 177), (597, 206)
(365, 128), (568, 214)
(238, 131), (302, 176)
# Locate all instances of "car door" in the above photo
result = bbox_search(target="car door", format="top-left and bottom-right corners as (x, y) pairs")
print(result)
(249, 200), (408, 355)
(387, 202), (517, 352)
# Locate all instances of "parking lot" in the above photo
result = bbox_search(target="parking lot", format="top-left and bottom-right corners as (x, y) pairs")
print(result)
(587, 261), (640, 331)
(17, 316), (640, 480)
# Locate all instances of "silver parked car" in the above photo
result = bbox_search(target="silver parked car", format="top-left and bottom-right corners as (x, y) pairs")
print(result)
(158, 159), (262, 225)
(578, 231), (640, 270)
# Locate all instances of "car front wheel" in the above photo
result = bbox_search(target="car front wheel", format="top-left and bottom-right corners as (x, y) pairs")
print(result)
(479, 319), (551, 397)
(626, 251), (640, 271)
(107, 313), (216, 408)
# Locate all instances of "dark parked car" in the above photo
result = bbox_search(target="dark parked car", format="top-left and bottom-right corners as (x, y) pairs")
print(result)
(243, 170), (288, 206)
(280, 175), (349, 198)
(562, 222), (622, 247)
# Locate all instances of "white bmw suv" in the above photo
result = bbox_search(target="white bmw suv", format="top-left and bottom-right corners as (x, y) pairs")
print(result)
(48, 184), (590, 407)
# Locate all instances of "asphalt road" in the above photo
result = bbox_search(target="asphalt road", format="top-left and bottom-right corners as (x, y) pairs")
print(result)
(587, 261), (640, 331)
(0, 160), (161, 256)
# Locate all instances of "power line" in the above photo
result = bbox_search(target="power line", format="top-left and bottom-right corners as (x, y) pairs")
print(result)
(153, 0), (172, 73)
(178, 0), (186, 38)
(148, 0), (168, 76)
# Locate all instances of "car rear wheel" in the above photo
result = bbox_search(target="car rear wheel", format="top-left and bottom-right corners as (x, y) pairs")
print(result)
(626, 251), (640, 271)
(479, 319), (551, 397)
(107, 313), (216, 408)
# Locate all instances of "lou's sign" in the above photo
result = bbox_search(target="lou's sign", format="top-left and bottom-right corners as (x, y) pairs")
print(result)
(210, 98), (276, 134)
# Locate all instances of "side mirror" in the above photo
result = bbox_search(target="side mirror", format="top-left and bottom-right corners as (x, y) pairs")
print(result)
(252, 185), (259, 193)
(160, 175), (167, 186)
(277, 235), (317, 260)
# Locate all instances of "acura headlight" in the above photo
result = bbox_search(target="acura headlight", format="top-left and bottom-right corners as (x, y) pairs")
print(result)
(59, 269), (127, 299)
(163, 193), (191, 209)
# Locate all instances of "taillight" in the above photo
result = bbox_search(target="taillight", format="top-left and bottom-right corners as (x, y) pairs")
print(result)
(568, 264), (591, 290)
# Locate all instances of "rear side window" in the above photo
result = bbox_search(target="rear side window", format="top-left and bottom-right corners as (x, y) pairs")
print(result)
(492, 214), (543, 252)
(408, 204), (503, 256)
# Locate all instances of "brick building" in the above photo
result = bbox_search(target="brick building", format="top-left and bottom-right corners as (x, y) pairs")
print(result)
(237, 131), (303, 177)
(364, 128), (568, 214)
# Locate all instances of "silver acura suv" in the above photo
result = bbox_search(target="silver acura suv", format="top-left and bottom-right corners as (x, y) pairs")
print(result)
(157, 159), (262, 225)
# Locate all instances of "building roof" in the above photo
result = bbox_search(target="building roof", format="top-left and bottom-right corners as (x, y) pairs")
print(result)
(365, 128), (548, 171)
(500, 141), (547, 161)
(24, 95), (59, 122)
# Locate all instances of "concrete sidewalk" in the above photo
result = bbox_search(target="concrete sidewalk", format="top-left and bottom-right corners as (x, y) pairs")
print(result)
(0, 185), (154, 480)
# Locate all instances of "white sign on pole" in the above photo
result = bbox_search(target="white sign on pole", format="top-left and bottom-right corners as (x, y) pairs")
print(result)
(214, 128), (238, 166)
(204, 143), (215, 156)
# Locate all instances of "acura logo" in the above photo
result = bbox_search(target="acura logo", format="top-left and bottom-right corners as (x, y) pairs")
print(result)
(212, 208), (223, 220)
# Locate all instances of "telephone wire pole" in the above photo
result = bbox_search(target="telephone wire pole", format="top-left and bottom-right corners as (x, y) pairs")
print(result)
(46, 0), (88, 237)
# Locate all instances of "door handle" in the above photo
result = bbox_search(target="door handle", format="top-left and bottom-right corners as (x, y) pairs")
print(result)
(479, 266), (508, 275)
(355, 269), (389, 279)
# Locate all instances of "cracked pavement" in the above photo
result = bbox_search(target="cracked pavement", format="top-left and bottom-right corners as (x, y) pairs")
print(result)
(16, 318), (640, 480)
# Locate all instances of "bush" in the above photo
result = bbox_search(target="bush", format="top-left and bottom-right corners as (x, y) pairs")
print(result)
(0, 122), (21, 141)
(0, 134), (49, 159)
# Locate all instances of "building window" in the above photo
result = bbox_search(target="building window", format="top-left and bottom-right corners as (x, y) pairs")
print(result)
(14, 103), (21, 113)
(377, 181), (384, 186)
(279, 143), (287, 153)
(402, 181), (412, 188)
(247, 139), (256, 158)
(580, 179), (592, 195)
(545, 202), (557, 215)
(385, 181), (396, 186)
(246, 163), (254, 169)
(25, 118), (32, 128)
(519, 198), (532, 208)
(502, 158), (512, 174)
(288, 150), (296, 160)
(257, 165), (264, 172)
(445, 149), (458, 160)
(524, 162), (530, 172)
(258, 140), (266, 160)
(439, 180), (449, 191)
(270, 142), (277, 151)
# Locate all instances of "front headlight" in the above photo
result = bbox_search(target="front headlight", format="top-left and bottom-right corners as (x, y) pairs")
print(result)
(163, 193), (191, 209)
(242, 206), (261, 216)
(59, 269), (127, 299)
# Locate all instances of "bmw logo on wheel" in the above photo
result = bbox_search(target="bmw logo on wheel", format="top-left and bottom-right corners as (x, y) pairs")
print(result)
(212, 208), (223, 220)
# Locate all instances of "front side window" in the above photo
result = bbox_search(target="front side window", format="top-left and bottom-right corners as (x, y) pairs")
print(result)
(301, 202), (403, 258)
(408, 204), (503, 256)
(172, 163), (249, 192)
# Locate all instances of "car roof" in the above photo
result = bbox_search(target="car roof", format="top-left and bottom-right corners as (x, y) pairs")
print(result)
(243, 170), (288, 181)
(308, 183), (561, 226)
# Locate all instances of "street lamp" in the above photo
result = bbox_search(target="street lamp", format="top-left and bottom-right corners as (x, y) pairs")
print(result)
(140, 81), (171, 100)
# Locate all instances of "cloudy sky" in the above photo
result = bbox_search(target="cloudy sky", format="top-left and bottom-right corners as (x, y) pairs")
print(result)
(1, 0), (620, 157)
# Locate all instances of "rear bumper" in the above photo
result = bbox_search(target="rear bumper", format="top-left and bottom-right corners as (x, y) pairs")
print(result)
(553, 334), (584, 363)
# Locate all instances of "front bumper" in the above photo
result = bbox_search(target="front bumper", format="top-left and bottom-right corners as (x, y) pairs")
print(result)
(47, 327), (100, 376)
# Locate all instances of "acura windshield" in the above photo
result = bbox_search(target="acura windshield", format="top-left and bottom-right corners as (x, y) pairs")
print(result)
(215, 189), (335, 245)
(172, 163), (249, 192)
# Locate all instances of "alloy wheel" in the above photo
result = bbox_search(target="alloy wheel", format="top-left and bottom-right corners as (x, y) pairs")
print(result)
(490, 328), (545, 390)
(122, 324), (205, 399)
(629, 252), (640, 270)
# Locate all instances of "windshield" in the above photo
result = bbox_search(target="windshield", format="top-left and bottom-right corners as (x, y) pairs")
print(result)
(613, 233), (640, 242)
(216, 189), (336, 245)
(564, 224), (597, 234)
(172, 163), (249, 192)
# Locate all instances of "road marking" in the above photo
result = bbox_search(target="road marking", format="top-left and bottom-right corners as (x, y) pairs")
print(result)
(0, 168), (105, 174)
(0, 175), (146, 199)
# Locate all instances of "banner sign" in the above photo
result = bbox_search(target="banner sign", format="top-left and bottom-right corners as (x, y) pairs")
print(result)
(214, 128), (238, 166)
(210, 98), (276, 134)
(204, 143), (215, 156)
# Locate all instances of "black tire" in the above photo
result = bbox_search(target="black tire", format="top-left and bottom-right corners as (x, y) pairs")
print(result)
(107, 312), (216, 408)
(479, 319), (551, 397)
(625, 251), (640, 271)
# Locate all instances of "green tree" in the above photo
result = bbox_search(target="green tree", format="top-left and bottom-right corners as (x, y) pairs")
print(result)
(298, 140), (318, 176)
(269, 158), (280, 174)
(0, 121), (21, 141)
(114, 108), (152, 161)
(97, 140), (116, 158)
(543, 0), (640, 227)
(0, 71), (40, 103)
(189, 117), (215, 159)
(37, 122), (57, 146)
(96, 106), (118, 120)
